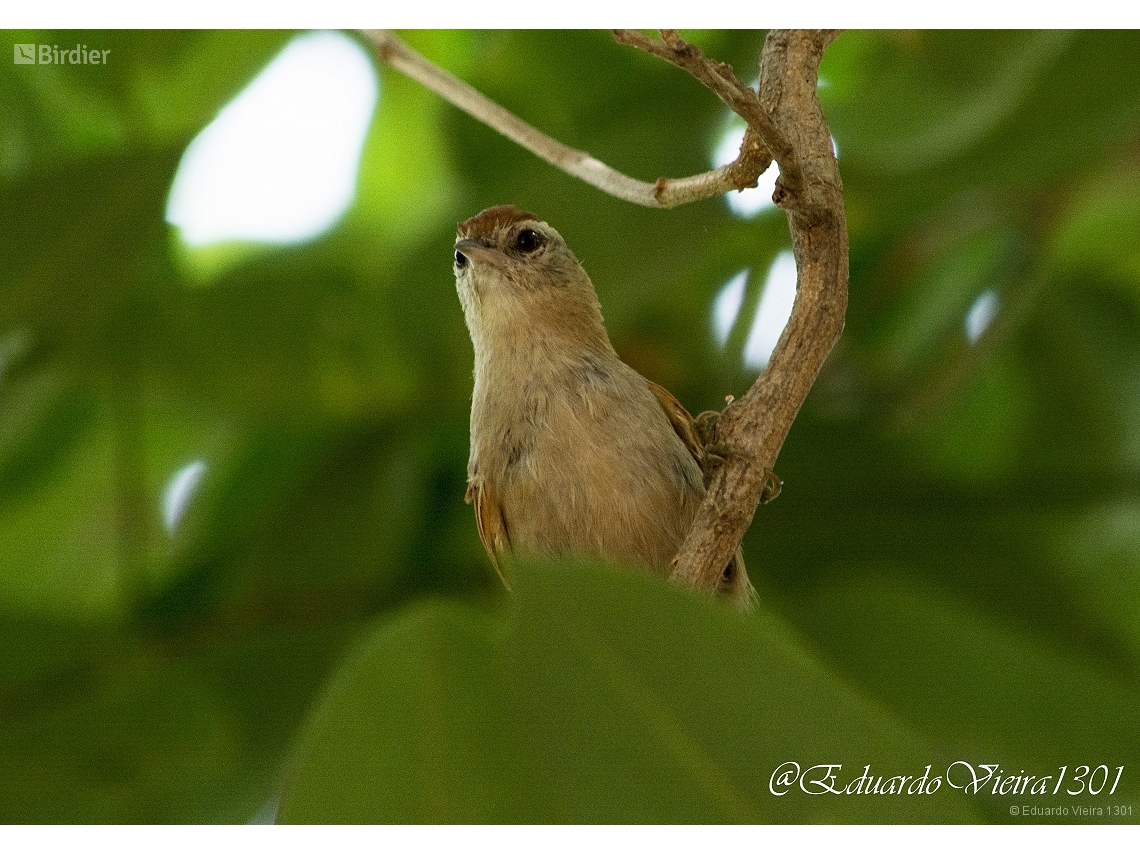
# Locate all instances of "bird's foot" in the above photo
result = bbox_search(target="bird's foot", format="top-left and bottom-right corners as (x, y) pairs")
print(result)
(699, 440), (782, 503)
(693, 403), (780, 502)
(693, 409), (720, 449)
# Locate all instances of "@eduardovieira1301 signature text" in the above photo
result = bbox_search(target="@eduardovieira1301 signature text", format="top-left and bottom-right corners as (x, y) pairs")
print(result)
(769, 761), (1124, 798)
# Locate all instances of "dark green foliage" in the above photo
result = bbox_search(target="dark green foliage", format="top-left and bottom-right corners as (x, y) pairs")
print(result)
(1, 29), (1138, 823)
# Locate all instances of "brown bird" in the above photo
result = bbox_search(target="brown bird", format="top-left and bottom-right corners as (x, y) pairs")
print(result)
(453, 205), (755, 608)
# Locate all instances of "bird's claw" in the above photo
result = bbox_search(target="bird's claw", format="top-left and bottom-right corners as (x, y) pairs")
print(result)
(698, 440), (781, 503)
(693, 404), (780, 502)
(759, 469), (782, 503)
(693, 409), (720, 448)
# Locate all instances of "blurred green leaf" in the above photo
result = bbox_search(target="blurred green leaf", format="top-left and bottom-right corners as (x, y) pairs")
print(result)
(789, 571), (1140, 820)
(1047, 502), (1140, 662)
(827, 31), (1071, 174)
(0, 620), (353, 822)
(864, 226), (1016, 382)
(1048, 170), (1140, 286)
(279, 561), (978, 823)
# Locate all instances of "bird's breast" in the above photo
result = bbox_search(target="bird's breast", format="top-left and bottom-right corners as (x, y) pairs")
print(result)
(470, 354), (704, 571)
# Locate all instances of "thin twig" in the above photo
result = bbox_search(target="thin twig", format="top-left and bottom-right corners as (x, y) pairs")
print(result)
(361, 30), (772, 209)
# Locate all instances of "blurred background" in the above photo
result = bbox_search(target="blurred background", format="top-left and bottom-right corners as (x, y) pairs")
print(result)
(2, 29), (1139, 823)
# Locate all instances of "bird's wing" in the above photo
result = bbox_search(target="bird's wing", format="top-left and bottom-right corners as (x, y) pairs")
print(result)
(465, 478), (512, 592)
(646, 379), (705, 465)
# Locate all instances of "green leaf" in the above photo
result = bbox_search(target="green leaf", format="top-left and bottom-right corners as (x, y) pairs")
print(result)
(825, 31), (1071, 175)
(788, 570), (1140, 819)
(279, 562), (979, 822)
(0, 621), (353, 823)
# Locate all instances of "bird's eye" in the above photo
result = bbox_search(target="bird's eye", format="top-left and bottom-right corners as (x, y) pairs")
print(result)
(515, 228), (543, 254)
(454, 249), (468, 269)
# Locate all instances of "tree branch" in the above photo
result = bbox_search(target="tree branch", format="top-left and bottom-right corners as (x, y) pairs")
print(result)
(612, 29), (797, 201)
(361, 30), (772, 208)
(670, 29), (848, 594)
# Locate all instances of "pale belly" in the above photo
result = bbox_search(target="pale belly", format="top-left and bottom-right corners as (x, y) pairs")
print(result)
(496, 417), (704, 572)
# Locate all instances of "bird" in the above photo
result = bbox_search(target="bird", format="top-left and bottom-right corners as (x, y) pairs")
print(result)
(453, 204), (756, 609)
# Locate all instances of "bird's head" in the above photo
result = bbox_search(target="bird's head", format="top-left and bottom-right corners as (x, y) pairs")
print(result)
(453, 205), (610, 355)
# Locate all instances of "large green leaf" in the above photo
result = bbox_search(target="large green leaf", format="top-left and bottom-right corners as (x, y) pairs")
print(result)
(0, 618), (354, 823)
(787, 570), (1140, 821)
(279, 561), (979, 823)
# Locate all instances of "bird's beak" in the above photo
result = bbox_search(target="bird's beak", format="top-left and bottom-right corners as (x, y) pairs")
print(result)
(454, 238), (505, 270)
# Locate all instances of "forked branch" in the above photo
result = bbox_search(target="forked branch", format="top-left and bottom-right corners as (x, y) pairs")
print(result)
(612, 29), (799, 201)
(670, 29), (847, 593)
